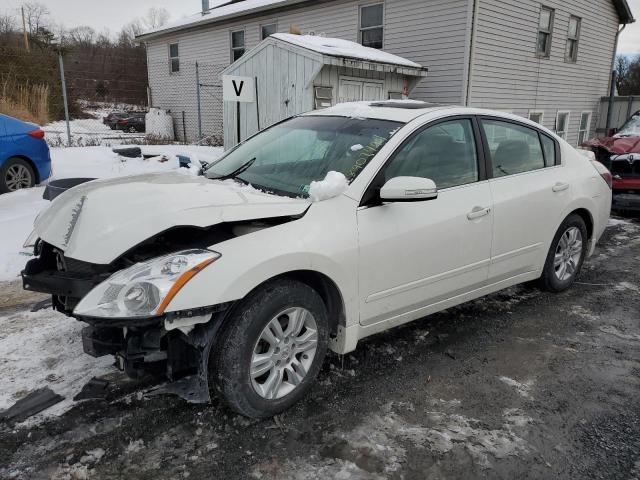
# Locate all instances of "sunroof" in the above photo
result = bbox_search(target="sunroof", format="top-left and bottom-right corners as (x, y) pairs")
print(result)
(369, 101), (447, 109)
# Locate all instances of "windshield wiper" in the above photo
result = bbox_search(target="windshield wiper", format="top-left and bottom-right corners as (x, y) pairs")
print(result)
(211, 157), (256, 181)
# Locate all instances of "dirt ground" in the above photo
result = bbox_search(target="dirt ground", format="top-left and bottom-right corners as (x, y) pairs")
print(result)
(1, 218), (639, 480)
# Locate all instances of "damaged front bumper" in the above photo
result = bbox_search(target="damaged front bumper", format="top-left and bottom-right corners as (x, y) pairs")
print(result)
(80, 307), (232, 404)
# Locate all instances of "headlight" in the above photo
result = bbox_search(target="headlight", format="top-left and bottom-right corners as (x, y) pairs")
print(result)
(74, 249), (220, 318)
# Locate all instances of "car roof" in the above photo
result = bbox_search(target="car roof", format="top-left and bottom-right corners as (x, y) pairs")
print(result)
(304, 101), (543, 128)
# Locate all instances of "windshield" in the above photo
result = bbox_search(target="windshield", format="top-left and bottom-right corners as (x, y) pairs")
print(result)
(617, 111), (640, 137)
(204, 116), (403, 197)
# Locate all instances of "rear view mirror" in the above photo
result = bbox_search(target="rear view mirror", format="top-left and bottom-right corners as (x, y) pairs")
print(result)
(380, 176), (438, 202)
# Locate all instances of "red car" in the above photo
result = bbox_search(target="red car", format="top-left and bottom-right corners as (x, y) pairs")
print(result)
(584, 110), (640, 212)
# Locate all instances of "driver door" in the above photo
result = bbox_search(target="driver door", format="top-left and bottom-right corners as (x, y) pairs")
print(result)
(357, 117), (493, 326)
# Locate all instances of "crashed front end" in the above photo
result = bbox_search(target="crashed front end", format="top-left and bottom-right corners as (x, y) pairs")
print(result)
(22, 239), (231, 403)
(20, 172), (311, 403)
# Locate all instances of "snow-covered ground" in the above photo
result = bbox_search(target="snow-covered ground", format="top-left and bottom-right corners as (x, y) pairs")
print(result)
(0, 145), (223, 282)
(43, 102), (146, 146)
(0, 144), (223, 422)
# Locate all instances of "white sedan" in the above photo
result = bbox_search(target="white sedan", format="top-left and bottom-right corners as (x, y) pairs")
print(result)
(22, 102), (612, 418)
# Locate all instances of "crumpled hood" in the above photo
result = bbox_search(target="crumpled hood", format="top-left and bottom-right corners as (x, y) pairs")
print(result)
(583, 135), (640, 154)
(33, 172), (310, 264)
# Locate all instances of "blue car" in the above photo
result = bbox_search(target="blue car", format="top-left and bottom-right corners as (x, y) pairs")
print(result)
(0, 114), (51, 193)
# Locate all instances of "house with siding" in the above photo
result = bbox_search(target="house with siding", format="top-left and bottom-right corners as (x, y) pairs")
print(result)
(136, 0), (634, 146)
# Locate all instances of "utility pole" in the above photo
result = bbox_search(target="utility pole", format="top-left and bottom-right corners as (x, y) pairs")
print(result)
(21, 6), (30, 52)
(58, 51), (71, 146)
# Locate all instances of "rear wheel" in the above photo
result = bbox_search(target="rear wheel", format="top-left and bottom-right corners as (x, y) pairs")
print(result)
(210, 279), (329, 418)
(0, 158), (35, 193)
(539, 214), (588, 292)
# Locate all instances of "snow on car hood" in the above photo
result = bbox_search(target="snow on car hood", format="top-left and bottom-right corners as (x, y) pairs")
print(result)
(33, 171), (310, 264)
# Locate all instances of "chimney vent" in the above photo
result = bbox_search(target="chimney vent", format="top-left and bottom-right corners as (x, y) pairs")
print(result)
(202, 0), (210, 14)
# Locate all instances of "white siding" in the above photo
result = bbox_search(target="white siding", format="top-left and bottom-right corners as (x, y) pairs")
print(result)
(144, 0), (472, 141)
(468, 0), (620, 145)
(385, 0), (470, 104)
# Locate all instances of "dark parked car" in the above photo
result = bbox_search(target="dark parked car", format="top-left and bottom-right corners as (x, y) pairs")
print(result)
(103, 112), (128, 130)
(584, 110), (640, 212)
(0, 114), (51, 193)
(116, 113), (146, 133)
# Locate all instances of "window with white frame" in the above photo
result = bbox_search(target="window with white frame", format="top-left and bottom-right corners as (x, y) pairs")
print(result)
(359, 3), (384, 49)
(565, 16), (581, 62)
(536, 6), (554, 57)
(231, 30), (245, 62)
(169, 43), (179, 73)
(529, 111), (544, 125)
(261, 23), (277, 40)
(556, 112), (570, 139)
(577, 112), (591, 145)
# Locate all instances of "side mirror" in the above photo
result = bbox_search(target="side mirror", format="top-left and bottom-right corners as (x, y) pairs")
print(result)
(379, 176), (438, 202)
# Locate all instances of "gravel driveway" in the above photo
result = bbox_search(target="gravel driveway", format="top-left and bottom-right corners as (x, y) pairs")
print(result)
(1, 218), (639, 480)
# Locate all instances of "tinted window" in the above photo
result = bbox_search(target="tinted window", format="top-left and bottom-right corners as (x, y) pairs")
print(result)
(385, 119), (479, 189)
(482, 120), (546, 177)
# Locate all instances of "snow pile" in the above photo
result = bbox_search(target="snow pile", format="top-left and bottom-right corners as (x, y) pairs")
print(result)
(0, 308), (114, 419)
(0, 145), (223, 281)
(272, 33), (423, 68)
(308, 171), (349, 202)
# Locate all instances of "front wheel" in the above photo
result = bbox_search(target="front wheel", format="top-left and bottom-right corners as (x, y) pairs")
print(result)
(539, 214), (588, 292)
(210, 279), (329, 418)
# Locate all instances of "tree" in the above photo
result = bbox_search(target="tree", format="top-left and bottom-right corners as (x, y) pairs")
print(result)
(22, 2), (50, 36)
(68, 25), (96, 46)
(616, 54), (640, 96)
(0, 11), (15, 36)
(143, 7), (170, 30)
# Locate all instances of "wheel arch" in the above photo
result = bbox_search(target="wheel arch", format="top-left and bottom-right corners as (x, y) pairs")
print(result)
(243, 270), (346, 337)
(568, 207), (594, 240)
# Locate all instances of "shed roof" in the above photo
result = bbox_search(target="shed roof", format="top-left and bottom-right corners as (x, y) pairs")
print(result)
(271, 34), (422, 68)
(221, 34), (428, 77)
(136, 0), (635, 41)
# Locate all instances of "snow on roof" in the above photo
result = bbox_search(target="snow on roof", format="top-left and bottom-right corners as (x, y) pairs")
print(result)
(271, 33), (423, 68)
(139, 0), (294, 38)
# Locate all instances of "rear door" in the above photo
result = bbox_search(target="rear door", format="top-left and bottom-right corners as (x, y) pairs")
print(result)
(479, 117), (570, 281)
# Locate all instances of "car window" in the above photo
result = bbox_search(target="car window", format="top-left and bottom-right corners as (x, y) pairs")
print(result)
(481, 119), (546, 177)
(540, 134), (556, 166)
(384, 118), (479, 189)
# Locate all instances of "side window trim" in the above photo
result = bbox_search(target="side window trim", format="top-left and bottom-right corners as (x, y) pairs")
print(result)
(359, 115), (486, 207)
(476, 115), (561, 179)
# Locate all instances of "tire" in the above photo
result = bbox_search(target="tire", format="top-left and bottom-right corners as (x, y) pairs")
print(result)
(128, 126), (138, 133)
(211, 278), (329, 418)
(538, 214), (588, 292)
(0, 157), (35, 193)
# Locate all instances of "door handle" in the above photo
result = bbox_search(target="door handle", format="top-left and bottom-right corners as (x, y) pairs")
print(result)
(552, 182), (569, 192)
(467, 206), (491, 220)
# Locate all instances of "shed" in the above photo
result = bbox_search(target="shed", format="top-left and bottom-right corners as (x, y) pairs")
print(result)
(222, 33), (428, 148)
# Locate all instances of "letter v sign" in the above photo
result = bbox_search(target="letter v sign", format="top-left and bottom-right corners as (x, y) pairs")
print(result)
(232, 80), (244, 97)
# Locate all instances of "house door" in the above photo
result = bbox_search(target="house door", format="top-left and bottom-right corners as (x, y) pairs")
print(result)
(338, 78), (384, 103)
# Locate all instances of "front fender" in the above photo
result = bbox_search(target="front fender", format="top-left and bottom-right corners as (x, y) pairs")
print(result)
(164, 195), (360, 326)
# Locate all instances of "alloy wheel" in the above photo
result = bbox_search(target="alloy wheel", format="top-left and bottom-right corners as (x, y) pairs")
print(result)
(250, 307), (318, 400)
(554, 226), (583, 281)
(5, 164), (32, 191)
